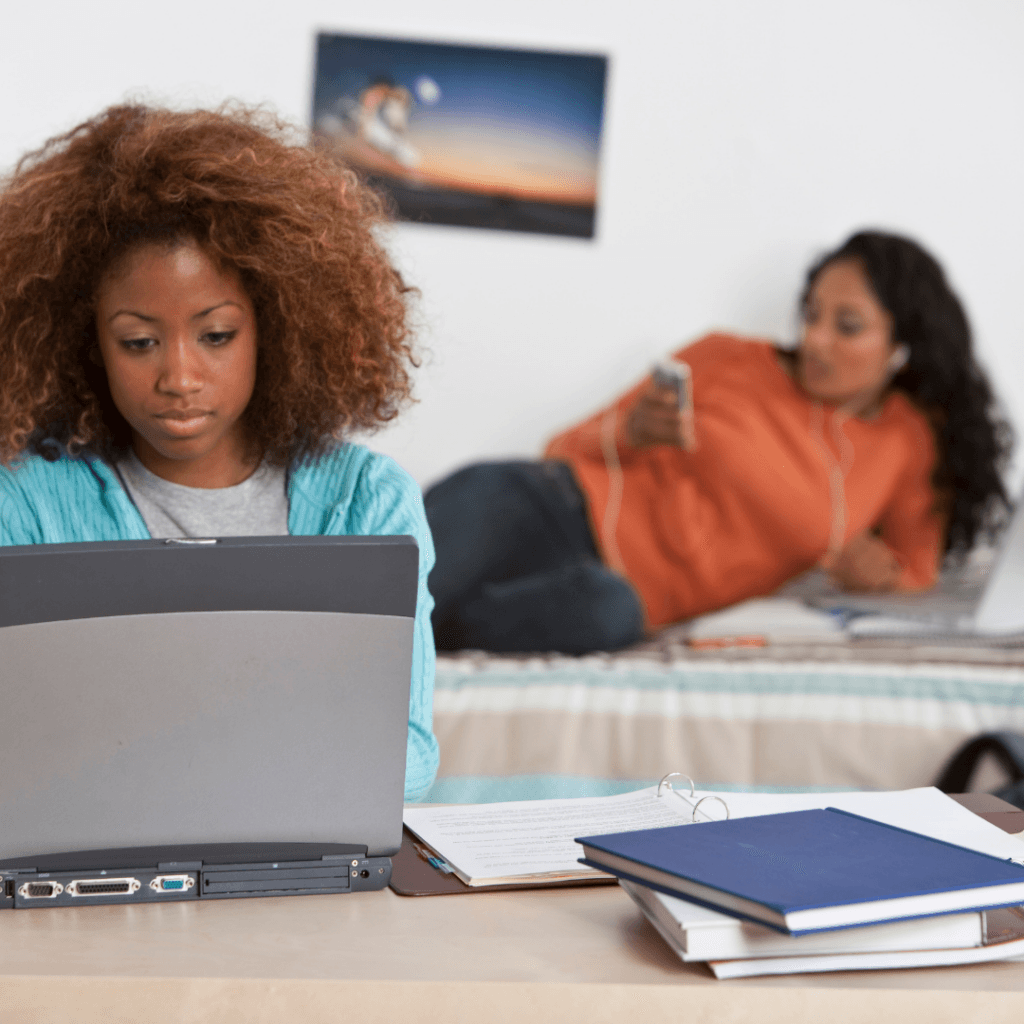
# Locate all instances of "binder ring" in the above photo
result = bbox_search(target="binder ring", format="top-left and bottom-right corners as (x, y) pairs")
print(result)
(692, 795), (730, 822)
(657, 772), (695, 798)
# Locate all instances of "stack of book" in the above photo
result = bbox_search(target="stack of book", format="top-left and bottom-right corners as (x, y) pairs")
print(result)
(402, 784), (1024, 978)
(576, 803), (1024, 978)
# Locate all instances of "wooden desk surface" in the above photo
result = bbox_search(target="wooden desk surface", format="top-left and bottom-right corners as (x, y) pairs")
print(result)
(1, 883), (1023, 1023)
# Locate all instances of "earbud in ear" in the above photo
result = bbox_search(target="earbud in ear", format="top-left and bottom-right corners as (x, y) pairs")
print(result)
(888, 345), (910, 373)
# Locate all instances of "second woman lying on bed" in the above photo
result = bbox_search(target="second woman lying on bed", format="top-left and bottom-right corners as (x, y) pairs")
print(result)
(425, 230), (1012, 654)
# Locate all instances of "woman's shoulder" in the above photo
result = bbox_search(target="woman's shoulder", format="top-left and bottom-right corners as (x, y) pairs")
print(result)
(674, 332), (779, 368)
(288, 443), (426, 535)
(290, 443), (418, 499)
(0, 449), (111, 498)
(671, 333), (783, 395)
(0, 450), (132, 544)
(877, 391), (939, 462)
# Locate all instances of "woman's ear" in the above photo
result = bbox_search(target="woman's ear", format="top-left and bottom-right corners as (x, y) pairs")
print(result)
(888, 344), (910, 373)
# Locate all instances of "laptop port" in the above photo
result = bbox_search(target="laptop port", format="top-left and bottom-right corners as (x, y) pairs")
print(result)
(150, 874), (195, 893)
(66, 877), (141, 897)
(18, 881), (64, 898)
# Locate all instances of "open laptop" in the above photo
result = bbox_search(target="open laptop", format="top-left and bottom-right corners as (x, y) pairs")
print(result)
(0, 535), (417, 908)
(810, 496), (1024, 641)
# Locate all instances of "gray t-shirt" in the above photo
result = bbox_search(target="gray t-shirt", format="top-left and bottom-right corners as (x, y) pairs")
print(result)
(115, 450), (289, 539)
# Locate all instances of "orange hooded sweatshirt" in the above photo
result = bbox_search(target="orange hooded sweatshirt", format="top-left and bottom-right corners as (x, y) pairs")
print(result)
(544, 334), (942, 628)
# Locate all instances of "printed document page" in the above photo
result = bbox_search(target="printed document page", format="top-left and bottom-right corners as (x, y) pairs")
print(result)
(403, 787), (696, 885)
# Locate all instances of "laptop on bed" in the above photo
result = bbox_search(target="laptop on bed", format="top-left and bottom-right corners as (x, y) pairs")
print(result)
(811, 496), (1024, 642)
(0, 535), (417, 908)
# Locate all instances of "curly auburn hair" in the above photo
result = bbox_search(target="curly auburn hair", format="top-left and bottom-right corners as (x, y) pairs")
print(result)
(0, 102), (417, 467)
(801, 230), (1014, 555)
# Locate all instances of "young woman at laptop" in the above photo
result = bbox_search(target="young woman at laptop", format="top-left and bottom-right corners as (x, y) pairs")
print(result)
(426, 231), (1012, 654)
(0, 105), (439, 800)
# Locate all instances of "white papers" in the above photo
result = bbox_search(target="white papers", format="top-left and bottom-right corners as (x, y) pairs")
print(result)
(846, 615), (950, 636)
(686, 598), (846, 643)
(718, 787), (1024, 864)
(403, 787), (696, 885)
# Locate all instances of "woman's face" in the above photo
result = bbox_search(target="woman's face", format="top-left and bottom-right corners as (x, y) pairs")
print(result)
(94, 240), (259, 487)
(798, 260), (900, 413)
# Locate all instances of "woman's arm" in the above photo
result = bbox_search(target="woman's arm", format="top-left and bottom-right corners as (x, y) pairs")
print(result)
(876, 418), (945, 592)
(544, 376), (650, 464)
(306, 448), (440, 802)
(544, 339), (713, 463)
(357, 462), (439, 802)
(826, 414), (944, 593)
(822, 531), (902, 592)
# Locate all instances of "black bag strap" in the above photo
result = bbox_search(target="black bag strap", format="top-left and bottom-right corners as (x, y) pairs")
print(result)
(935, 731), (1024, 792)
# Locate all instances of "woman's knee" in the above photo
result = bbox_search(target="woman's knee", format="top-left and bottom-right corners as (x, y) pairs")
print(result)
(447, 561), (644, 655)
(577, 566), (646, 651)
(424, 461), (536, 516)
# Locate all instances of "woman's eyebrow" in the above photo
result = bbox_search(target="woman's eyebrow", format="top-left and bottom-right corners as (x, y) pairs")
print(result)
(192, 301), (242, 320)
(108, 309), (156, 324)
(107, 301), (242, 325)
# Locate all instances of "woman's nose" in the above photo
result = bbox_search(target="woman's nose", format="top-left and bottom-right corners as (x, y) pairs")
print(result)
(157, 337), (203, 394)
(802, 321), (833, 358)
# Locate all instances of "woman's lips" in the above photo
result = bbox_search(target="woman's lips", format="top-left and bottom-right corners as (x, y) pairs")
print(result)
(154, 410), (212, 434)
(801, 355), (832, 381)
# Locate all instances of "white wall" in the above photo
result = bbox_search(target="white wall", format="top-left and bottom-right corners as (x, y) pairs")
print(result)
(3, 0), (1023, 488)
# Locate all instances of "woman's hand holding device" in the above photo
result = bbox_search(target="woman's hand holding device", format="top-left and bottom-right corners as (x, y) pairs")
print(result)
(626, 360), (695, 451)
(821, 530), (901, 592)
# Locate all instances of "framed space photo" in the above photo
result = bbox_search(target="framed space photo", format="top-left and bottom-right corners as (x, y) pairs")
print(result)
(312, 32), (608, 238)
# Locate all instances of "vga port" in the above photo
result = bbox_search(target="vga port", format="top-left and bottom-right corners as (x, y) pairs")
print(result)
(149, 874), (195, 893)
(18, 881), (64, 898)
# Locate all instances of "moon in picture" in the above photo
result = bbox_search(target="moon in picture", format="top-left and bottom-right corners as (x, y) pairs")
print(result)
(415, 76), (442, 105)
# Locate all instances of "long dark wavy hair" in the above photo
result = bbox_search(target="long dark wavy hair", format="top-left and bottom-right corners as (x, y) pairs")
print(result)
(802, 230), (1013, 555)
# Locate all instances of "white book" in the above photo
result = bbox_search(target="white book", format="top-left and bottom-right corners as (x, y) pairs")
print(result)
(685, 598), (846, 644)
(621, 878), (993, 961)
(707, 910), (1024, 978)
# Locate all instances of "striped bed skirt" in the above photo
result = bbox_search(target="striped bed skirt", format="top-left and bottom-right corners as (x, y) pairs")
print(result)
(424, 643), (1024, 804)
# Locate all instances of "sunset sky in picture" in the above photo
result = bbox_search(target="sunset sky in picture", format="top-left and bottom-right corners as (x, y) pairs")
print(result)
(314, 34), (607, 204)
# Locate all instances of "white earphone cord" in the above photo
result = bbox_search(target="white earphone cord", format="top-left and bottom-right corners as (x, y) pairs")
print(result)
(599, 407), (627, 574)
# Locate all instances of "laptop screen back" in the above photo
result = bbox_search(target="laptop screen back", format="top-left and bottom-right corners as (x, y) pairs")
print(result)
(0, 536), (417, 863)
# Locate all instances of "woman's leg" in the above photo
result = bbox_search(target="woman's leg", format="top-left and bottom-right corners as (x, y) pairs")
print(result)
(454, 561), (645, 654)
(424, 460), (644, 653)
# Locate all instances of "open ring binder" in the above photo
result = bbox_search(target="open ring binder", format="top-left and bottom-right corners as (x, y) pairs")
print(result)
(657, 772), (731, 822)
(657, 773), (695, 798)
(691, 795), (730, 822)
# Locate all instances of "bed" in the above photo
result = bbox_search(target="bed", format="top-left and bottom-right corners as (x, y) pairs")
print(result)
(424, 573), (1024, 804)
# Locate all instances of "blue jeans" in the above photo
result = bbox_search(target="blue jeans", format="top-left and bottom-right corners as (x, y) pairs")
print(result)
(424, 461), (645, 654)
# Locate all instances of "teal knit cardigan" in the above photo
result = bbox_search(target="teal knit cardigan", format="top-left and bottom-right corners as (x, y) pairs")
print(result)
(0, 444), (439, 801)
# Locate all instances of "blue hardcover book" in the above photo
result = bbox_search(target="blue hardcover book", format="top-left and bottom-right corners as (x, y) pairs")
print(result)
(576, 807), (1024, 935)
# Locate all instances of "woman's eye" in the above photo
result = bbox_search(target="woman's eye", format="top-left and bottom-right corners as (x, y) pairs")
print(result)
(203, 331), (236, 346)
(121, 337), (155, 352)
(836, 318), (862, 336)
